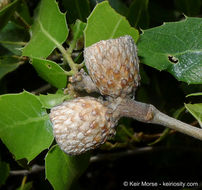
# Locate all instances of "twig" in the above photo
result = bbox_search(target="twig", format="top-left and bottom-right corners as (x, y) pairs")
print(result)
(70, 76), (202, 141)
(114, 98), (202, 141)
(69, 69), (99, 93)
(0, 41), (27, 46)
(31, 84), (51, 95)
(38, 21), (80, 75)
(20, 175), (27, 190)
(90, 146), (202, 163)
(90, 147), (153, 163)
(10, 165), (44, 176)
(14, 11), (30, 29)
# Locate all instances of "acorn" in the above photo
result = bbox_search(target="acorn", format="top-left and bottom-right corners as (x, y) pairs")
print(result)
(49, 97), (116, 155)
(84, 35), (140, 98)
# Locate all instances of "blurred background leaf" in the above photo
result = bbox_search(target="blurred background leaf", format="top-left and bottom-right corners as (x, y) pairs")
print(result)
(127, 0), (149, 29)
(185, 103), (202, 127)
(0, 160), (10, 186)
(174, 0), (201, 16)
(61, 0), (90, 24)
(0, 0), (21, 30)
(0, 22), (29, 55)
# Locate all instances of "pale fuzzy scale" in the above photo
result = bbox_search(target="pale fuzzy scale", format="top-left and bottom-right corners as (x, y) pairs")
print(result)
(84, 35), (140, 98)
(49, 97), (116, 155)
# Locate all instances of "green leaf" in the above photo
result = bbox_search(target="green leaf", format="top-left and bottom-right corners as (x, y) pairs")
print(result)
(138, 17), (202, 84)
(186, 92), (202, 97)
(0, 161), (9, 186)
(0, 0), (20, 30)
(38, 93), (71, 109)
(0, 22), (29, 55)
(174, 0), (201, 16)
(62, 0), (90, 23)
(127, 0), (149, 28)
(185, 103), (202, 127)
(45, 145), (90, 190)
(71, 20), (86, 43)
(22, 0), (68, 58)
(0, 56), (20, 79)
(0, 91), (53, 162)
(84, 1), (139, 47)
(69, 20), (86, 51)
(32, 58), (67, 88)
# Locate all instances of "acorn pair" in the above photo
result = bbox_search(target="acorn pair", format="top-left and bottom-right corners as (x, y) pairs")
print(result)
(50, 35), (140, 155)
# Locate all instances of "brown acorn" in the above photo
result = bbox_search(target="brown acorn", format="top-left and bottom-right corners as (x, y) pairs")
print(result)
(49, 97), (116, 155)
(84, 35), (140, 98)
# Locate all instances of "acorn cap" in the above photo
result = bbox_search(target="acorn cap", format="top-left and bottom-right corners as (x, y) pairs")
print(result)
(49, 97), (116, 155)
(84, 35), (140, 98)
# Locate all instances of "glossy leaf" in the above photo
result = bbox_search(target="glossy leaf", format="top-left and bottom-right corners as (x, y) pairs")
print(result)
(127, 0), (149, 28)
(138, 17), (202, 84)
(0, 56), (20, 79)
(62, 0), (90, 23)
(0, 91), (53, 162)
(0, 161), (9, 186)
(32, 58), (67, 88)
(0, 0), (20, 30)
(84, 1), (139, 47)
(45, 145), (90, 190)
(38, 93), (71, 109)
(185, 103), (202, 127)
(22, 0), (68, 58)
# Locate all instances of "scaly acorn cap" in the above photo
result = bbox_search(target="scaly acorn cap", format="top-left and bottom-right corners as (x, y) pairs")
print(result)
(84, 35), (140, 98)
(49, 97), (116, 155)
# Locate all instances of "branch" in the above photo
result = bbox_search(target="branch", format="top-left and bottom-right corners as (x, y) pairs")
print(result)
(69, 73), (202, 141)
(90, 146), (202, 162)
(31, 84), (51, 95)
(114, 98), (202, 141)
(14, 11), (30, 29)
(90, 147), (153, 162)
(69, 69), (99, 93)
(9, 165), (44, 176)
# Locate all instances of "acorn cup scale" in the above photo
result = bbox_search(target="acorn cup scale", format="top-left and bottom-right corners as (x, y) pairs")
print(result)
(84, 35), (140, 98)
(49, 97), (116, 155)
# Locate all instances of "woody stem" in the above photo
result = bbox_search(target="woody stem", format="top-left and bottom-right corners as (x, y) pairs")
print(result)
(115, 98), (202, 141)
